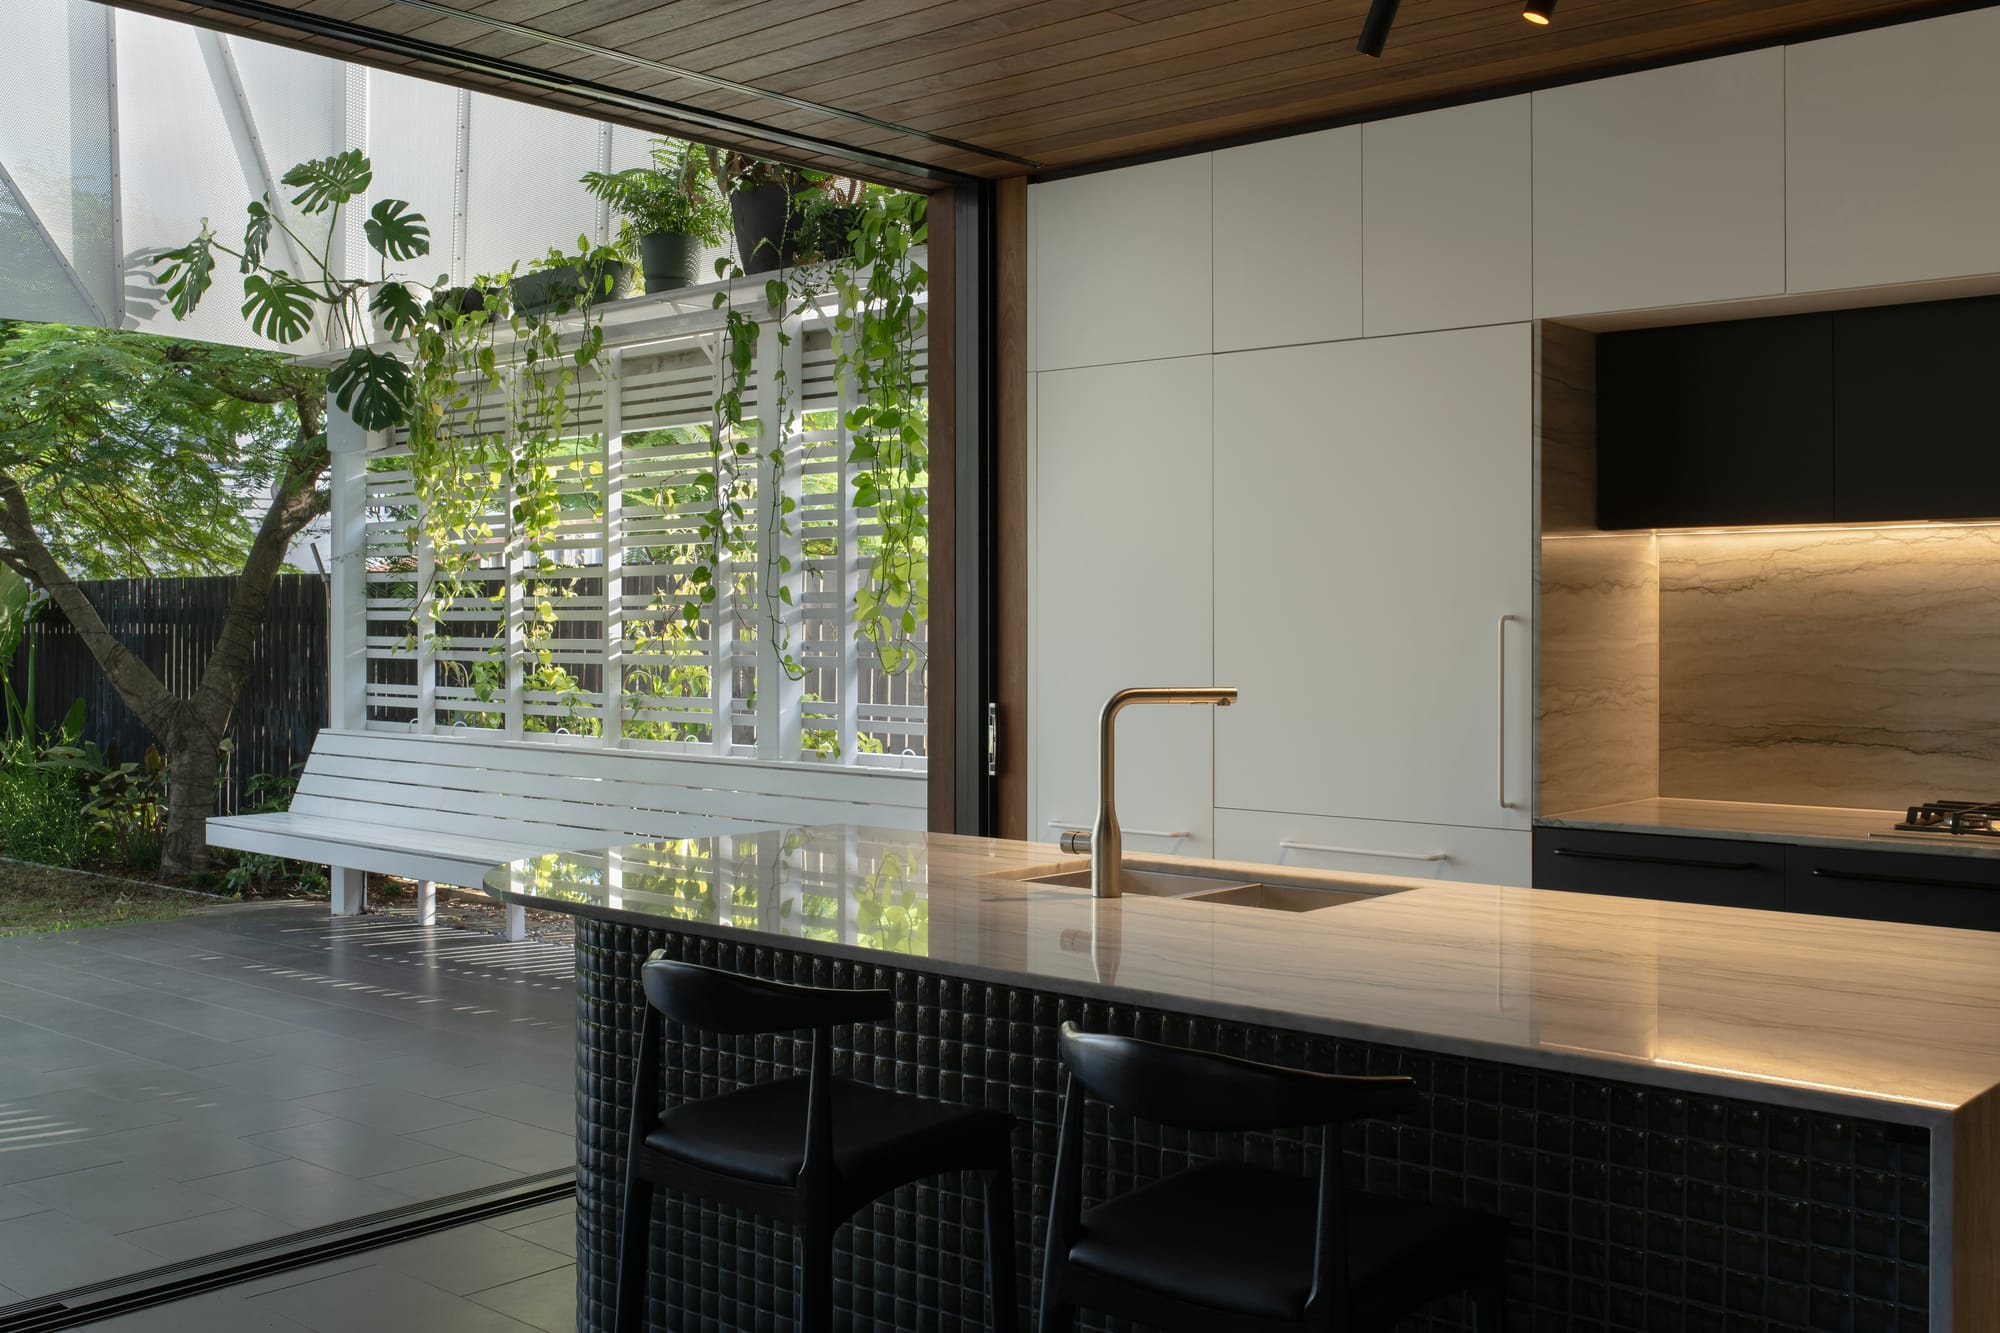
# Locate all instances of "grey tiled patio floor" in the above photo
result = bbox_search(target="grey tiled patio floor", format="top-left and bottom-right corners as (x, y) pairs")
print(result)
(0, 901), (576, 1308)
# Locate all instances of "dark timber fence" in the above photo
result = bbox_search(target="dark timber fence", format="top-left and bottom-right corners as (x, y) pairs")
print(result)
(5, 576), (328, 815)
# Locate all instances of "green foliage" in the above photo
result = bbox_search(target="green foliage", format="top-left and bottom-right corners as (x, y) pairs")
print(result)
(580, 139), (729, 246)
(160, 151), (431, 429)
(0, 322), (323, 578)
(834, 191), (930, 674)
(0, 764), (98, 868)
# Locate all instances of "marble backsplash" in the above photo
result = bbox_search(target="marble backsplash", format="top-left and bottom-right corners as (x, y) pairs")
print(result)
(1658, 524), (2000, 809)
(1537, 321), (1664, 815)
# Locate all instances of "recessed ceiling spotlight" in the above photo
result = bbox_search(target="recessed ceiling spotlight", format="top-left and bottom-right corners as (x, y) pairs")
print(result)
(1357, 0), (1402, 57)
(1523, 0), (1557, 25)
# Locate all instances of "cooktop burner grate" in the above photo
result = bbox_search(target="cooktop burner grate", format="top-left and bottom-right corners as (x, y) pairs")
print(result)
(1896, 800), (2000, 836)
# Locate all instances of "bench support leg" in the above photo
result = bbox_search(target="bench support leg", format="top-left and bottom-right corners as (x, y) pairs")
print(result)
(415, 880), (436, 926)
(331, 866), (367, 916)
(502, 901), (527, 943)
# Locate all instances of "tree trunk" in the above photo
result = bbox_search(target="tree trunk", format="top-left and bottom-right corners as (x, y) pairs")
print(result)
(160, 733), (220, 877)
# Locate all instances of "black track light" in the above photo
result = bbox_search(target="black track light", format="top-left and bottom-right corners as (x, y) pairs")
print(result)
(1357, 0), (1402, 57)
(1523, 0), (1557, 25)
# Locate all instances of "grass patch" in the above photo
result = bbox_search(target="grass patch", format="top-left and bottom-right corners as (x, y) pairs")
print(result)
(0, 860), (214, 936)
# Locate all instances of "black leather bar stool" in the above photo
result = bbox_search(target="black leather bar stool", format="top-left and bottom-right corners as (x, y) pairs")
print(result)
(1037, 1022), (1508, 1333)
(615, 954), (1019, 1333)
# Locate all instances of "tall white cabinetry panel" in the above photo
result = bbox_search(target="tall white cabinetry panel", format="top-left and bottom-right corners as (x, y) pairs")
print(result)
(1213, 324), (1533, 835)
(1362, 97), (1532, 338)
(1032, 358), (1216, 858)
(1034, 155), (1212, 371)
(1786, 8), (2000, 293)
(1532, 50), (1785, 317)
(1213, 127), (1362, 352)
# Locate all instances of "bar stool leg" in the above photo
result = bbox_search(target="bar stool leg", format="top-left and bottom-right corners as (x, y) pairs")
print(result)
(799, 1220), (835, 1333)
(981, 1167), (1018, 1333)
(613, 1171), (654, 1333)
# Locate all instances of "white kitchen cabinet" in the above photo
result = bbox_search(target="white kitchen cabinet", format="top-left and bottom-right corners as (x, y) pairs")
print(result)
(1032, 358), (1216, 857)
(1212, 323), (1533, 833)
(1786, 8), (2000, 293)
(1215, 809), (1531, 888)
(1213, 126), (1362, 352)
(1032, 155), (1212, 371)
(1363, 97), (1531, 337)
(1533, 50), (1785, 317)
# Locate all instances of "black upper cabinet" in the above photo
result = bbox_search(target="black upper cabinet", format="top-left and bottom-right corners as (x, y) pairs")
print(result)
(1834, 296), (2000, 521)
(1597, 313), (1835, 529)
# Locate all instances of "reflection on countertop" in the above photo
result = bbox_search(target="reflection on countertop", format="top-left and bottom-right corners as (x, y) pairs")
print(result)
(489, 826), (2000, 1123)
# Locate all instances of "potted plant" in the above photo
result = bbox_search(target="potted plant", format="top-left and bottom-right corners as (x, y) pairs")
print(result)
(580, 140), (730, 294)
(791, 177), (869, 265)
(510, 235), (635, 318)
(706, 149), (819, 275)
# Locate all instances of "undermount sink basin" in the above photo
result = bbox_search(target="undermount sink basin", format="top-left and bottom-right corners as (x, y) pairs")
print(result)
(1018, 867), (1372, 911)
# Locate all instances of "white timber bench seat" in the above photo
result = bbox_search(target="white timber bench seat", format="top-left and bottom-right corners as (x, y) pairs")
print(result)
(205, 728), (927, 940)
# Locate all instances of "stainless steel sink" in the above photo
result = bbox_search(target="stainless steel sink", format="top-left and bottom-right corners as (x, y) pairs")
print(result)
(1018, 867), (1377, 911)
(1022, 867), (1257, 898)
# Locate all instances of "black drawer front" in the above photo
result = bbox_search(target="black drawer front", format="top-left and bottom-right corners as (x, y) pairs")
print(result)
(1533, 828), (1787, 910)
(1785, 845), (2000, 931)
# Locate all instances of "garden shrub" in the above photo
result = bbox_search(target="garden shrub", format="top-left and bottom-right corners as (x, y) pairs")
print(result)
(0, 765), (100, 868)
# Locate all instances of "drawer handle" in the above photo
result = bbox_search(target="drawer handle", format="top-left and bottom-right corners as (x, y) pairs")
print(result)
(1047, 819), (1192, 840)
(1551, 847), (1758, 872)
(1809, 867), (1994, 892)
(1279, 840), (1448, 863)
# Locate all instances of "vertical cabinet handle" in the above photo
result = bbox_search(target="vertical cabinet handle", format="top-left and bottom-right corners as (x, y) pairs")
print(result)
(1497, 614), (1519, 810)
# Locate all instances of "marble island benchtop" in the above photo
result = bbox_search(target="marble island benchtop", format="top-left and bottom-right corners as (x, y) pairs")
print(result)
(487, 826), (2000, 1128)
(1539, 795), (2000, 858)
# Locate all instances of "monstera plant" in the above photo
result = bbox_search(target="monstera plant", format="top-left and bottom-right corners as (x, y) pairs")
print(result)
(155, 149), (430, 430)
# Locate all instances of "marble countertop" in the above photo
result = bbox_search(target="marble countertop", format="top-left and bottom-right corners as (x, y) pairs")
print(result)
(1538, 796), (2000, 859)
(488, 826), (2000, 1125)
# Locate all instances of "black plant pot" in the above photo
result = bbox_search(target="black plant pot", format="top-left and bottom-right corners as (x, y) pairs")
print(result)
(429, 285), (495, 325)
(510, 260), (635, 318)
(637, 232), (701, 293)
(730, 183), (797, 275)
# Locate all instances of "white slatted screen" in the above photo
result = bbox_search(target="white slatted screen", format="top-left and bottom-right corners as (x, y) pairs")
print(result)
(357, 269), (928, 776)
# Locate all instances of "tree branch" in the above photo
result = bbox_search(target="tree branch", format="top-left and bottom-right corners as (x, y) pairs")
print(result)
(0, 470), (181, 737)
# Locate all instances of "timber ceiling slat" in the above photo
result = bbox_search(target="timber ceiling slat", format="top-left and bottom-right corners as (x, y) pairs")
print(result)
(96, 0), (1984, 180)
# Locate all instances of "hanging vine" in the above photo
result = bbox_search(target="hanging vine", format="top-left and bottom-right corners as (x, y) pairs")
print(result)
(833, 192), (930, 675)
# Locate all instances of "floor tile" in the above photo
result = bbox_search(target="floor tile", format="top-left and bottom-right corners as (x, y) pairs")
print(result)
(0, 1136), (120, 1186)
(446, 1082), (574, 1134)
(502, 1213), (577, 1259)
(250, 1264), (542, 1333)
(361, 1055), (513, 1100)
(468, 1265), (575, 1332)
(19, 1161), (236, 1233)
(2, 1087), (181, 1139)
(243, 1118), (457, 1177)
(409, 1116), (574, 1175)
(158, 1092), (333, 1139)
(294, 1085), (491, 1135)
(191, 1158), (410, 1230)
(118, 1205), (298, 1263)
(206, 1055), (371, 1101)
(84, 1121), (287, 1183)
(495, 1198), (576, 1230)
(0, 1209), (160, 1296)
(372, 1222), (573, 1294)
(365, 1153), (525, 1200)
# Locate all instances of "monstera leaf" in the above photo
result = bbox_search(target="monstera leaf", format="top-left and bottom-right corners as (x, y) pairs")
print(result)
(368, 281), (425, 340)
(153, 227), (216, 319)
(282, 150), (372, 214)
(242, 200), (273, 273)
(327, 348), (412, 431)
(240, 273), (315, 344)
(364, 199), (430, 261)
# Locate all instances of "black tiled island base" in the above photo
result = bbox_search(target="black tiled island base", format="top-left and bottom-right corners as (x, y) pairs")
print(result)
(575, 920), (1929, 1333)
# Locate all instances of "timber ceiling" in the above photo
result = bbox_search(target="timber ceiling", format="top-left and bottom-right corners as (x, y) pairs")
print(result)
(105, 0), (1981, 186)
